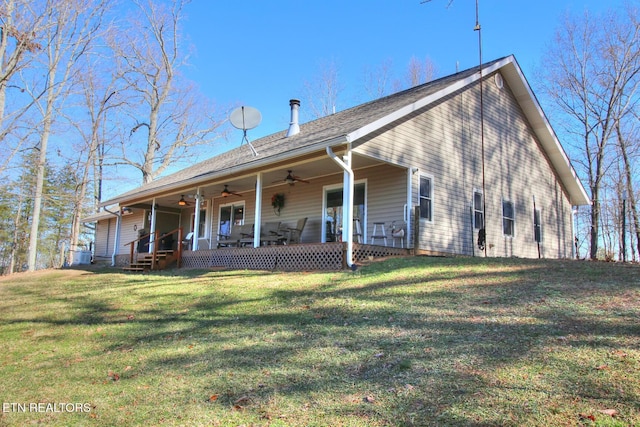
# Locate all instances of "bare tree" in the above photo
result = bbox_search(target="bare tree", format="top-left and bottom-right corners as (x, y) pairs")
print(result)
(363, 58), (394, 100)
(24, 0), (108, 271)
(541, 6), (640, 260)
(405, 55), (437, 88)
(111, 0), (224, 184)
(0, 0), (47, 172)
(303, 58), (344, 119)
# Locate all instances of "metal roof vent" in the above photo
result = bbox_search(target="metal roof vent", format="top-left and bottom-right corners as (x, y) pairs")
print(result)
(286, 99), (300, 137)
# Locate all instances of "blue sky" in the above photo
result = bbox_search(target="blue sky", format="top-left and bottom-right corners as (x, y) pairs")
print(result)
(182, 0), (628, 143)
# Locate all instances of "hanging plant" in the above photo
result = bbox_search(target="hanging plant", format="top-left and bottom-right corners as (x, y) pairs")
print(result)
(271, 193), (285, 216)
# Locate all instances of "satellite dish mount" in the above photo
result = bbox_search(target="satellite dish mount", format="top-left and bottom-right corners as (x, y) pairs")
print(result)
(229, 106), (261, 156)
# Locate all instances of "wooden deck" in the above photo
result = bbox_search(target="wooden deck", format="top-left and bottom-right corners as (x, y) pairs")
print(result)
(116, 242), (409, 271)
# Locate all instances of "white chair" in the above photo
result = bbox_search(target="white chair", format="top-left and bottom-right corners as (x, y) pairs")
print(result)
(182, 232), (194, 250)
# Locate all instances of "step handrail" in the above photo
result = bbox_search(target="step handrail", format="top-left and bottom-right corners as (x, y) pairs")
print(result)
(124, 227), (184, 269)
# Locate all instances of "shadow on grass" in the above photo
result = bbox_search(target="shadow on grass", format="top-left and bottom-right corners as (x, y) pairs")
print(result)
(2, 257), (639, 425)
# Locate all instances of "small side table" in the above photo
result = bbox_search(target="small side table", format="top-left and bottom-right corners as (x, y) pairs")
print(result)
(371, 222), (387, 246)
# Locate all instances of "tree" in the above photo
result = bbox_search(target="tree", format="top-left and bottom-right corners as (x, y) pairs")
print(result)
(302, 58), (344, 120)
(540, 5), (640, 260)
(405, 55), (437, 88)
(0, 0), (46, 173)
(111, 0), (224, 184)
(24, 0), (109, 271)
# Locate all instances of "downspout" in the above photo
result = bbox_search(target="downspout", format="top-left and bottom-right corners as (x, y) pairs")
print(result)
(254, 172), (263, 248)
(407, 167), (416, 249)
(104, 206), (121, 267)
(149, 197), (157, 253)
(327, 145), (355, 269)
(193, 188), (201, 250)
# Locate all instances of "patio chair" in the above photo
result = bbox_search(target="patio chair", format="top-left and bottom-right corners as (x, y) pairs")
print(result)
(259, 221), (282, 245)
(238, 224), (257, 246)
(181, 232), (194, 250)
(286, 217), (307, 244)
(197, 237), (211, 250)
(217, 224), (252, 248)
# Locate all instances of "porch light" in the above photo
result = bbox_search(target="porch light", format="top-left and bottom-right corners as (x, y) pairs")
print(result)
(221, 187), (231, 197)
(178, 195), (187, 206)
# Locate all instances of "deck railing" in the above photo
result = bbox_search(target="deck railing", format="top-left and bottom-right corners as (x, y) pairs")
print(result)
(124, 227), (184, 269)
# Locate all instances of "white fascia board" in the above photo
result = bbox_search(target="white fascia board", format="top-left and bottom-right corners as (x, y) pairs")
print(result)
(501, 58), (590, 206)
(99, 135), (349, 207)
(346, 57), (510, 143)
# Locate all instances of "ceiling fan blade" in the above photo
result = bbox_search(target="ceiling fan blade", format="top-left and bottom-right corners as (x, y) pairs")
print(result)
(293, 175), (310, 184)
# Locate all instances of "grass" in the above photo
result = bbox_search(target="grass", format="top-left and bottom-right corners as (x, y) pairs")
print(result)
(0, 257), (638, 426)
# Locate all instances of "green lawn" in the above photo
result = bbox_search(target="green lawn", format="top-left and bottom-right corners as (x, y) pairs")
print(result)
(0, 257), (638, 426)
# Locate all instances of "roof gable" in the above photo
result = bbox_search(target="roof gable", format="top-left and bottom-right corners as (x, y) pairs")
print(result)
(101, 55), (589, 207)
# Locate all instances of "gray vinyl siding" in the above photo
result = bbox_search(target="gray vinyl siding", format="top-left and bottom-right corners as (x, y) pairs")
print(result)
(118, 211), (147, 255)
(354, 71), (574, 258)
(205, 164), (407, 246)
(94, 217), (117, 258)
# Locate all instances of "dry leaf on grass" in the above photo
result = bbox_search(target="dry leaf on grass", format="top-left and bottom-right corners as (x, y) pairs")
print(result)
(598, 409), (618, 417)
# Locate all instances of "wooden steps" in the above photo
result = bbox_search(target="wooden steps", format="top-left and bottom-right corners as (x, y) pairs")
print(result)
(123, 250), (176, 272)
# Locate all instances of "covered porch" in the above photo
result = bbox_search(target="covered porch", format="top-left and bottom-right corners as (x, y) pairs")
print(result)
(104, 145), (418, 271)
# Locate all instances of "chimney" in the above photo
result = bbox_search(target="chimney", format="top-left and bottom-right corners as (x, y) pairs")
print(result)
(286, 99), (300, 137)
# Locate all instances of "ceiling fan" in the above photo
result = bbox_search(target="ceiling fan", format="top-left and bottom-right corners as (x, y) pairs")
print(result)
(175, 195), (191, 206)
(221, 185), (242, 197)
(274, 170), (309, 186)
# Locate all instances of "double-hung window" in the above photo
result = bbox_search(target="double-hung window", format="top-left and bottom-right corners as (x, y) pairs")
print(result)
(533, 208), (542, 242)
(419, 175), (433, 221)
(502, 200), (515, 237)
(473, 190), (484, 229)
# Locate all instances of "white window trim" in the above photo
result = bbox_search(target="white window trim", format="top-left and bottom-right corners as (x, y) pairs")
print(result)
(502, 198), (515, 238)
(321, 180), (367, 243)
(533, 206), (542, 243)
(217, 200), (246, 238)
(473, 189), (484, 230)
(419, 173), (434, 224)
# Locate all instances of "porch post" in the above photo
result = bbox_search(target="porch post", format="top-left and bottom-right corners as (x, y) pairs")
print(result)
(327, 145), (355, 268)
(406, 167), (416, 249)
(193, 188), (201, 251)
(149, 198), (157, 253)
(111, 208), (122, 267)
(254, 172), (263, 248)
(342, 150), (353, 245)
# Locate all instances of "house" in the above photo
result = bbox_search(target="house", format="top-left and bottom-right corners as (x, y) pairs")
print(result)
(83, 55), (590, 271)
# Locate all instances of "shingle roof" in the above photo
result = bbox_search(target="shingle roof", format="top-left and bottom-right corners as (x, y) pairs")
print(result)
(101, 55), (590, 207)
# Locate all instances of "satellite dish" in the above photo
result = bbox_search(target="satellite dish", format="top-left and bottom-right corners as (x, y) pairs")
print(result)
(230, 106), (262, 130)
(229, 106), (261, 156)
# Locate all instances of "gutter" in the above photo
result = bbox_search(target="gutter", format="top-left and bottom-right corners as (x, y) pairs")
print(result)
(326, 145), (355, 270)
(103, 206), (122, 267)
(100, 135), (350, 208)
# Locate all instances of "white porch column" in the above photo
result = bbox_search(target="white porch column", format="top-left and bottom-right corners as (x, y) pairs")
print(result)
(193, 188), (201, 250)
(111, 208), (122, 266)
(254, 172), (263, 248)
(149, 198), (157, 253)
(327, 145), (355, 268)
(342, 150), (354, 245)
(407, 167), (416, 248)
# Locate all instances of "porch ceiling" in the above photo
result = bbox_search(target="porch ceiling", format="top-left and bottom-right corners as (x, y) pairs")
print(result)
(136, 152), (387, 209)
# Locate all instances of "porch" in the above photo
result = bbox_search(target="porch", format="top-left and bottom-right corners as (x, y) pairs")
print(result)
(114, 242), (409, 271)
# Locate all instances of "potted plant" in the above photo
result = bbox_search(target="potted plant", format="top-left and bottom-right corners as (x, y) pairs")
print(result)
(271, 193), (285, 216)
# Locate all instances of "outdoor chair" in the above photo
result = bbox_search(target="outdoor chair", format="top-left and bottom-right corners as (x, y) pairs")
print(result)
(285, 217), (307, 244)
(181, 232), (194, 250)
(217, 224), (252, 248)
(197, 237), (211, 250)
(259, 221), (283, 245)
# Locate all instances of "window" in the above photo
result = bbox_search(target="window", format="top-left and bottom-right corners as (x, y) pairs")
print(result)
(473, 190), (484, 229)
(419, 176), (433, 221)
(533, 208), (541, 243)
(502, 200), (515, 237)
